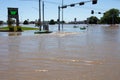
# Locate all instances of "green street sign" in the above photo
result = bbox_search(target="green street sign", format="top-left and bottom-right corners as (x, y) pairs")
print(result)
(8, 8), (20, 26)
(8, 8), (18, 16)
(10, 11), (17, 15)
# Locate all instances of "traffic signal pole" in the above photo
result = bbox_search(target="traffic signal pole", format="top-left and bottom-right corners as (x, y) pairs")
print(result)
(58, 0), (97, 31)
(58, 6), (60, 31)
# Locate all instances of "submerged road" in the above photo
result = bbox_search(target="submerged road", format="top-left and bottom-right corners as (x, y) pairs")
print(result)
(0, 25), (120, 80)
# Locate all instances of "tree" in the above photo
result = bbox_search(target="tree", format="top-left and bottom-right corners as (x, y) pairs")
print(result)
(0, 21), (4, 25)
(88, 16), (99, 24)
(23, 20), (29, 25)
(49, 19), (56, 25)
(100, 8), (120, 24)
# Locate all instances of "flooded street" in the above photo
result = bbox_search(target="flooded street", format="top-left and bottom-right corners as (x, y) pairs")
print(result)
(0, 25), (120, 80)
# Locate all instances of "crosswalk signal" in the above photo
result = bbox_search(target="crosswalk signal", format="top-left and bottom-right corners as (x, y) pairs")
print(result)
(91, 10), (94, 14)
(92, 0), (97, 4)
(98, 12), (101, 14)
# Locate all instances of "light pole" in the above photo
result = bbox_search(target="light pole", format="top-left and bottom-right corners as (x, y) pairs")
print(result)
(62, 0), (64, 30)
(39, 0), (41, 31)
(42, 1), (44, 26)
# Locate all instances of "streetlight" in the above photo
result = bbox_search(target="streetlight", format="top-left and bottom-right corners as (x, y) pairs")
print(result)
(20, 0), (42, 31)
(91, 10), (94, 14)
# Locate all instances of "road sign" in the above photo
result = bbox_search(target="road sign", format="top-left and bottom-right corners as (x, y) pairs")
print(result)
(8, 8), (18, 16)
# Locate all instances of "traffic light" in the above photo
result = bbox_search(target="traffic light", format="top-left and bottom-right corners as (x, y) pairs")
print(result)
(61, 5), (67, 9)
(70, 4), (75, 7)
(98, 12), (101, 14)
(91, 10), (94, 14)
(92, 0), (97, 4)
(79, 2), (84, 5)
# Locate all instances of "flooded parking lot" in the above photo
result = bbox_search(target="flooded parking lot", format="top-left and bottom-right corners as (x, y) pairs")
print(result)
(0, 24), (120, 80)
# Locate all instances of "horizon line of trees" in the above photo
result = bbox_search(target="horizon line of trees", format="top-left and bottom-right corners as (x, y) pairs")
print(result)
(18, 8), (120, 25)
(0, 8), (120, 25)
(87, 8), (120, 24)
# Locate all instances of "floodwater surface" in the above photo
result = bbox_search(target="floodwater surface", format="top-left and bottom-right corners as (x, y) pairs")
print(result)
(0, 25), (120, 80)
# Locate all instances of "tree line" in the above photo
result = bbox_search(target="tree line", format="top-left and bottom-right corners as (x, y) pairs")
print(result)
(1, 8), (120, 25)
(88, 8), (120, 24)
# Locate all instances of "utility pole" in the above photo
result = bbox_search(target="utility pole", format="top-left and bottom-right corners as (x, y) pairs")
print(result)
(61, 0), (64, 30)
(42, 1), (44, 26)
(39, 0), (41, 31)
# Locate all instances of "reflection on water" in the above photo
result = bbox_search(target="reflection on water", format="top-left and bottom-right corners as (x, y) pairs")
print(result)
(8, 32), (22, 36)
(0, 24), (120, 80)
(0, 24), (88, 36)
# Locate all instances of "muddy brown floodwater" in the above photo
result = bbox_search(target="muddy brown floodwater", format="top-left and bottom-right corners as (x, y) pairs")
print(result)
(0, 25), (120, 80)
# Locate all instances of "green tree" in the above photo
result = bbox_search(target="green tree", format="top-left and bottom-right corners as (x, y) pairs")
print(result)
(100, 8), (120, 24)
(0, 21), (4, 25)
(23, 20), (29, 25)
(88, 16), (99, 24)
(49, 19), (56, 25)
